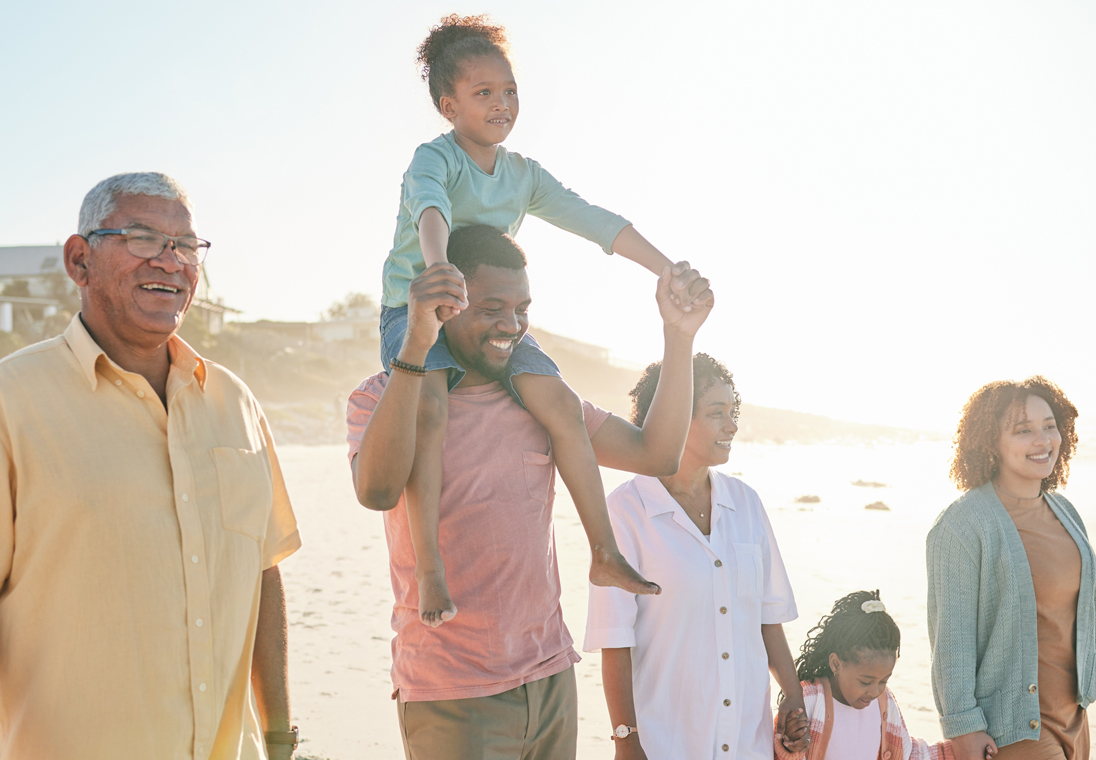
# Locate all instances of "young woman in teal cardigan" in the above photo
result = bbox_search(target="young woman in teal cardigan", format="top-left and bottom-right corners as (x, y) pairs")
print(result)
(927, 376), (1092, 760)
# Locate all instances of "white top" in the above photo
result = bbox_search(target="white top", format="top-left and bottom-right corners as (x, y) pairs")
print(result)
(827, 697), (882, 760)
(584, 472), (797, 760)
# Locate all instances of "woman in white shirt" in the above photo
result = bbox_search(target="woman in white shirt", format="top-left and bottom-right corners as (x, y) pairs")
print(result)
(584, 354), (807, 760)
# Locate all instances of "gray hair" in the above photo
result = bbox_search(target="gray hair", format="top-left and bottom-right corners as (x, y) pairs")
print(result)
(78, 172), (191, 244)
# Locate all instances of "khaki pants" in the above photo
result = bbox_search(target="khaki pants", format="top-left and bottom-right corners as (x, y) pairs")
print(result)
(397, 666), (578, 760)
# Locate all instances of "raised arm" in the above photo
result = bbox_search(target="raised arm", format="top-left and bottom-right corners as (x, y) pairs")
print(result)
(351, 264), (467, 510)
(590, 263), (713, 475)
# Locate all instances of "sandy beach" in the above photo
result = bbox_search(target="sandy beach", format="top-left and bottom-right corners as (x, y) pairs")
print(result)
(278, 440), (1096, 759)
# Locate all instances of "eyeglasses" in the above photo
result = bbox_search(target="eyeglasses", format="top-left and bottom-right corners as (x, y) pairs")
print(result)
(86, 228), (211, 266)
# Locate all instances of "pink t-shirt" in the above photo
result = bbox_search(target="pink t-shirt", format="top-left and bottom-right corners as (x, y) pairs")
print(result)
(827, 697), (882, 760)
(346, 373), (611, 701)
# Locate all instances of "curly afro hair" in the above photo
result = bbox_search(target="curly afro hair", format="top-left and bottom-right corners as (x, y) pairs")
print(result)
(950, 376), (1078, 492)
(629, 353), (740, 427)
(416, 14), (511, 113)
(794, 590), (901, 685)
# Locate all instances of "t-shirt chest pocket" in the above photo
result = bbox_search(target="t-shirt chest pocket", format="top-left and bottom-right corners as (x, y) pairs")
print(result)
(732, 542), (763, 598)
(522, 450), (554, 503)
(210, 447), (273, 542)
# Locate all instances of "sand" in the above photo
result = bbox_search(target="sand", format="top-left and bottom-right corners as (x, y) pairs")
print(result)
(276, 441), (1096, 759)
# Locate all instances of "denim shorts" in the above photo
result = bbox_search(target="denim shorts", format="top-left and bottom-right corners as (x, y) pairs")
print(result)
(379, 304), (561, 405)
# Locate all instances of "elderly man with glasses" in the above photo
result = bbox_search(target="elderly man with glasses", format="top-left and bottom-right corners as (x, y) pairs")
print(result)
(0, 173), (301, 759)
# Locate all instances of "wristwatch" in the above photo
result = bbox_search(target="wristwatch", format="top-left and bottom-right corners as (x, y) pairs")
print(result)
(612, 724), (639, 740)
(264, 726), (299, 750)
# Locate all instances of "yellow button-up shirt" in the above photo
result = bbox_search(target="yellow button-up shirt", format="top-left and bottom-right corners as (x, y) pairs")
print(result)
(0, 315), (301, 759)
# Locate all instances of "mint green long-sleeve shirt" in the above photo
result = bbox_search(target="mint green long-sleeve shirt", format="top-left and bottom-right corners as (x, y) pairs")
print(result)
(382, 131), (631, 308)
(926, 481), (1096, 748)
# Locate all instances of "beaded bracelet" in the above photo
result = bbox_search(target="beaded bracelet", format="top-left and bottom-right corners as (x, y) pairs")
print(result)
(390, 358), (427, 376)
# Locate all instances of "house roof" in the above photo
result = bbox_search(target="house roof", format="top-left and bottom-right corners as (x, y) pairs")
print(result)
(0, 246), (65, 278)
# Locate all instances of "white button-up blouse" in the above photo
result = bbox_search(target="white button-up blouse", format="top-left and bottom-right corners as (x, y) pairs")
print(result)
(584, 472), (797, 760)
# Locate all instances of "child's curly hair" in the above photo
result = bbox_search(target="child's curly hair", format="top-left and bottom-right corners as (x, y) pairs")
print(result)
(416, 14), (511, 113)
(794, 590), (901, 684)
(629, 353), (739, 427)
(949, 376), (1078, 492)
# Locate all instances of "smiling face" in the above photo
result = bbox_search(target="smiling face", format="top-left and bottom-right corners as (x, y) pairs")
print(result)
(681, 381), (739, 468)
(995, 394), (1062, 494)
(439, 54), (519, 153)
(829, 649), (896, 709)
(65, 193), (199, 353)
(443, 264), (530, 387)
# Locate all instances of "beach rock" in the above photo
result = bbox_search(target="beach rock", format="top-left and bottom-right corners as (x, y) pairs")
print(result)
(795, 495), (821, 503)
(865, 501), (890, 511)
(852, 479), (888, 488)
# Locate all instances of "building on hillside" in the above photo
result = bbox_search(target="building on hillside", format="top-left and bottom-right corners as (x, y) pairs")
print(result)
(310, 303), (379, 343)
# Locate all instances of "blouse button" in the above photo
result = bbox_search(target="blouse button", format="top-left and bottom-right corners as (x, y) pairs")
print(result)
(1029, 684), (1038, 694)
(723, 699), (730, 706)
(1030, 720), (1040, 730)
(722, 745), (729, 752)
(714, 559), (723, 567)
(721, 652), (729, 660)
(720, 607), (727, 614)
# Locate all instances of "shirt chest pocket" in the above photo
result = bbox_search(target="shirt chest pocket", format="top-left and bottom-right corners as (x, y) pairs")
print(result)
(522, 450), (554, 503)
(732, 542), (763, 598)
(211, 447), (273, 542)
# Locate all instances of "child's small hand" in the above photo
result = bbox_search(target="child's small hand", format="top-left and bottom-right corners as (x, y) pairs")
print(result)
(780, 707), (810, 750)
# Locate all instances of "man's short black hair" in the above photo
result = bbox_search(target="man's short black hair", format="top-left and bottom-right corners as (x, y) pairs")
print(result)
(447, 225), (527, 279)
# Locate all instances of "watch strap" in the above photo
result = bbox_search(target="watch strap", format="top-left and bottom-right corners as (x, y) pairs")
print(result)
(264, 726), (299, 748)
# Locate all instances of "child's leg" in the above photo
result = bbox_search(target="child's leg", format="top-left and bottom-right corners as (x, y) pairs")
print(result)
(513, 373), (660, 596)
(405, 369), (457, 627)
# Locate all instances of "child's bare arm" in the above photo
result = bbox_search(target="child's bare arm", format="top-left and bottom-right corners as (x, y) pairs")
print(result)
(419, 207), (450, 267)
(352, 264), (467, 510)
(610, 225), (673, 275)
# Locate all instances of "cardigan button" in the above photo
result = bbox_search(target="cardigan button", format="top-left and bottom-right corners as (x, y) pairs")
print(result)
(1030, 720), (1040, 730)
(1029, 684), (1038, 694)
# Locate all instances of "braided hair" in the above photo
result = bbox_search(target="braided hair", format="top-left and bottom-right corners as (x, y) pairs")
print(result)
(794, 590), (901, 684)
(416, 14), (511, 113)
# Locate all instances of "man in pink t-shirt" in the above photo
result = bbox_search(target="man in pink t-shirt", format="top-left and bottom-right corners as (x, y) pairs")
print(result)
(347, 225), (713, 760)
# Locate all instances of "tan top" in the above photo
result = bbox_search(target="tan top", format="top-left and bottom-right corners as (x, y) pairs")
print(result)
(0, 315), (301, 760)
(999, 496), (1089, 760)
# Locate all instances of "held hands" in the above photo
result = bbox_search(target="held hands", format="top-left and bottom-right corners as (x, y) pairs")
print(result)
(402, 263), (468, 360)
(775, 697), (811, 755)
(657, 261), (714, 337)
(952, 731), (998, 760)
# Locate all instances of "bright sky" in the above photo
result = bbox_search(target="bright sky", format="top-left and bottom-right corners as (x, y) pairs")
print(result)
(1, 1), (1093, 432)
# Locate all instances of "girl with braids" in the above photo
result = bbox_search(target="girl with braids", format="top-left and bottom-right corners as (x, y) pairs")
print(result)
(585, 355), (805, 760)
(928, 377), (1093, 760)
(373, 13), (711, 627)
(774, 591), (979, 760)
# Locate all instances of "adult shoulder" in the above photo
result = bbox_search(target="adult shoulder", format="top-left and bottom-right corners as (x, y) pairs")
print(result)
(927, 482), (1002, 559)
(0, 335), (68, 380)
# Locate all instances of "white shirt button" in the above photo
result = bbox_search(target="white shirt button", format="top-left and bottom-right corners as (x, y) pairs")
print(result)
(182, 493), (189, 502)
(199, 683), (207, 692)
(721, 652), (729, 660)
(191, 554), (199, 563)
(137, 390), (145, 398)
(195, 618), (203, 627)
(714, 559), (723, 567)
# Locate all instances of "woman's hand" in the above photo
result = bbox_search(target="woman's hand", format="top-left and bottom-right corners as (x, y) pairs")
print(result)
(951, 731), (998, 760)
(776, 699), (810, 754)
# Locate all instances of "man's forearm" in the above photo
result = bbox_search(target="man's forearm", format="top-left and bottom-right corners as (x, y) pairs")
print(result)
(352, 360), (425, 510)
(253, 566), (291, 733)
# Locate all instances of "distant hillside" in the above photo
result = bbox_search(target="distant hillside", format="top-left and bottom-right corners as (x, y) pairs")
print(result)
(193, 319), (939, 446)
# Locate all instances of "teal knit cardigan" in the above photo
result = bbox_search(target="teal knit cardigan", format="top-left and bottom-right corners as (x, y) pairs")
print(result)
(926, 481), (1096, 748)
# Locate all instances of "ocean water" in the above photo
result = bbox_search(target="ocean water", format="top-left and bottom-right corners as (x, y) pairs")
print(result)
(278, 441), (1096, 759)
